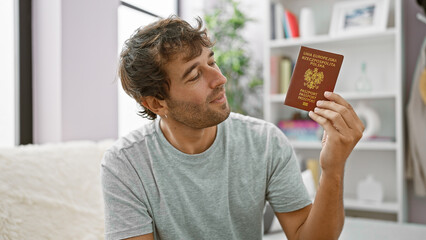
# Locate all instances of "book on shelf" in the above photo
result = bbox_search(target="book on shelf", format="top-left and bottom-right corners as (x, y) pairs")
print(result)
(272, 2), (284, 39)
(280, 57), (292, 94)
(270, 2), (299, 39)
(270, 3), (276, 39)
(283, 9), (299, 38)
(270, 56), (294, 94)
(270, 56), (280, 94)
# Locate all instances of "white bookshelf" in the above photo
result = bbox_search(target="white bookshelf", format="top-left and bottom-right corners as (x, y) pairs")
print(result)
(263, 0), (405, 222)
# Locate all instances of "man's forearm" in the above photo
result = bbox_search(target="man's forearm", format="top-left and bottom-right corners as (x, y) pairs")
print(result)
(296, 171), (345, 240)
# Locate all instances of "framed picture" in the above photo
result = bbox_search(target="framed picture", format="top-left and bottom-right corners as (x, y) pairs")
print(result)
(329, 0), (389, 36)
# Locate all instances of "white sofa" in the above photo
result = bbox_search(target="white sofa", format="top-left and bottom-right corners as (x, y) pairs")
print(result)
(5, 140), (426, 240)
(0, 140), (114, 240)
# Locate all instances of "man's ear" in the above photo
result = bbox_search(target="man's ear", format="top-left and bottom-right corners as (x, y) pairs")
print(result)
(140, 96), (167, 116)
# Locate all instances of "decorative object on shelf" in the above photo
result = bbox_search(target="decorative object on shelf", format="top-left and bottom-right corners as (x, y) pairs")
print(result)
(356, 61), (373, 92)
(329, 0), (390, 37)
(356, 174), (384, 203)
(354, 101), (381, 140)
(204, 0), (263, 118)
(299, 7), (316, 38)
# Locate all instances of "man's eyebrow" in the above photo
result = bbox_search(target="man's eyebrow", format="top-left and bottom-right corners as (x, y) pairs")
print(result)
(181, 51), (215, 81)
(181, 62), (199, 81)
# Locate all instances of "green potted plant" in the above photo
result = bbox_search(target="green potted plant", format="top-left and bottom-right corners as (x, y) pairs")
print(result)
(204, 0), (263, 118)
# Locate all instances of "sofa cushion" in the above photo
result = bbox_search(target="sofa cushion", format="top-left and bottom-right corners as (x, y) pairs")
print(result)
(0, 140), (114, 240)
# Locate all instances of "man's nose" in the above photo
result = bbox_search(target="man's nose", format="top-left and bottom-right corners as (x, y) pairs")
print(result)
(207, 67), (227, 89)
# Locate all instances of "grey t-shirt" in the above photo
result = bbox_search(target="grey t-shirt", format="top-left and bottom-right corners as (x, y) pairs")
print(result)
(101, 113), (311, 240)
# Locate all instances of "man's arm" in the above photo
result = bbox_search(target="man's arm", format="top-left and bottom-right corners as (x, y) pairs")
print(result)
(124, 233), (154, 240)
(276, 91), (364, 240)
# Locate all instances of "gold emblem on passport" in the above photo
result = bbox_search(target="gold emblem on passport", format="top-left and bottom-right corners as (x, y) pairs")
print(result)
(304, 68), (324, 90)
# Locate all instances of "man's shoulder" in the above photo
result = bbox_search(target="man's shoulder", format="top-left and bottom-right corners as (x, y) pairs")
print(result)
(106, 120), (157, 157)
(227, 112), (277, 132)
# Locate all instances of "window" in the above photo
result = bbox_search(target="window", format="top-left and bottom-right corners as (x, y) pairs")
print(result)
(0, 0), (17, 146)
(117, 0), (178, 136)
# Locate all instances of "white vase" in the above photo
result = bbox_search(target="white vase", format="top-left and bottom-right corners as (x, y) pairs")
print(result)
(300, 7), (316, 38)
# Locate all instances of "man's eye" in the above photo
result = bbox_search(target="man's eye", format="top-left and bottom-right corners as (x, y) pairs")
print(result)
(189, 73), (200, 82)
(209, 61), (217, 66)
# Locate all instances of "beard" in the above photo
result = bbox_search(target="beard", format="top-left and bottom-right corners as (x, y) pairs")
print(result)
(165, 86), (231, 129)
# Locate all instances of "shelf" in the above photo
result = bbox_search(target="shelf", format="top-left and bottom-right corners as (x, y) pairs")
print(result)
(290, 140), (397, 151)
(339, 92), (397, 100)
(269, 28), (397, 49)
(265, 0), (404, 222)
(270, 92), (396, 103)
(344, 198), (399, 213)
(355, 141), (397, 150)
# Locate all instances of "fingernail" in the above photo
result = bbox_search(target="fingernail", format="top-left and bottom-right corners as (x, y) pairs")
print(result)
(324, 91), (331, 97)
(308, 111), (314, 117)
(316, 100), (323, 106)
(314, 107), (320, 112)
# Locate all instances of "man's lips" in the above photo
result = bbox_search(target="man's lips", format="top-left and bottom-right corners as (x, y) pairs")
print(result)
(210, 92), (226, 104)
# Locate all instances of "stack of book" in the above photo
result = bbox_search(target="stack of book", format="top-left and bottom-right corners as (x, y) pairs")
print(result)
(270, 2), (299, 40)
(277, 119), (320, 141)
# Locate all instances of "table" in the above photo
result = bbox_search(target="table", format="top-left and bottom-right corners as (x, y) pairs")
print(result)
(263, 217), (426, 240)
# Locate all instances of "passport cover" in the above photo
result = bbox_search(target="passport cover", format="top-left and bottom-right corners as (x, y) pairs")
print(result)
(284, 46), (344, 111)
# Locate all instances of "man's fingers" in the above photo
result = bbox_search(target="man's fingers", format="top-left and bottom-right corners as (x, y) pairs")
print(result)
(308, 110), (341, 138)
(321, 92), (365, 132)
(313, 107), (350, 136)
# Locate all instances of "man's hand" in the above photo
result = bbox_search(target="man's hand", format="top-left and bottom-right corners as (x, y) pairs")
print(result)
(276, 91), (365, 240)
(308, 91), (364, 176)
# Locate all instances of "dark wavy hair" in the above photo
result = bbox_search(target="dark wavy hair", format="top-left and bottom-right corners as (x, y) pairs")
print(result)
(118, 15), (214, 120)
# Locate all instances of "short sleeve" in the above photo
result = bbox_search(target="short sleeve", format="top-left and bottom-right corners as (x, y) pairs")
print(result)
(266, 128), (312, 213)
(101, 150), (153, 240)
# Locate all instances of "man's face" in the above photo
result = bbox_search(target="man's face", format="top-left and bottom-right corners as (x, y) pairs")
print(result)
(163, 47), (230, 129)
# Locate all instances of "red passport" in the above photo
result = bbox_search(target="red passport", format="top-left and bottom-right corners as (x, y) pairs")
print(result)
(284, 46), (344, 111)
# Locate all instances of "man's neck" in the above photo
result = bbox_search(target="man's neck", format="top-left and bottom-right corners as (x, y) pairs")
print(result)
(159, 118), (217, 155)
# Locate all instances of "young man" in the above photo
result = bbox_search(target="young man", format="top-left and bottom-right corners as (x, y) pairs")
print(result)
(101, 16), (364, 240)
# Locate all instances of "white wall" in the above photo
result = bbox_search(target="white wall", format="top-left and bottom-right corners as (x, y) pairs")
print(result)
(33, 0), (62, 143)
(0, 0), (17, 147)
(33, 0), (119, 144)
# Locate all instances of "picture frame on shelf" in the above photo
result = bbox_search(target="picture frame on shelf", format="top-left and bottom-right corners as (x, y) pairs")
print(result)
(329, 0), (389, 37)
